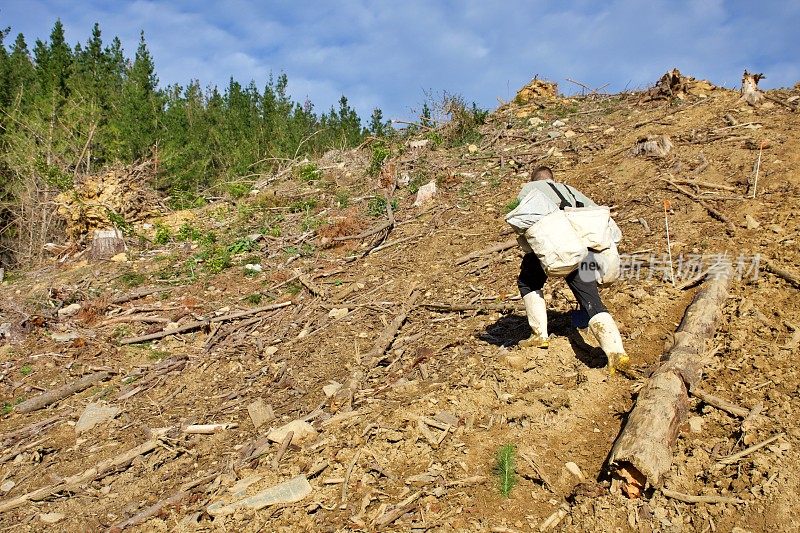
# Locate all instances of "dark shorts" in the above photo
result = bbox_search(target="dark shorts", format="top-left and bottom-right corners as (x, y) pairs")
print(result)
(517, 253), (607, 318)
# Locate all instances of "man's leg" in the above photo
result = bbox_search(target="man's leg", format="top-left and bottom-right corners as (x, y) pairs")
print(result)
(518, 253), (549, 348)
(566, 264), (629, 374)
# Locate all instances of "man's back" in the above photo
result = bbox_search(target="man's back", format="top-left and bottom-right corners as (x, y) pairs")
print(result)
(518, 179), (596, 209)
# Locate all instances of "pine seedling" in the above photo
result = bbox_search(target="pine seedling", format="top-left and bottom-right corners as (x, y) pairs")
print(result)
(495, 444), (517, 497)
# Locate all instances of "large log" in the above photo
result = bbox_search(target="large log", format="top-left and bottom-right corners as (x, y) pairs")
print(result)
(608, 266), (732, 496)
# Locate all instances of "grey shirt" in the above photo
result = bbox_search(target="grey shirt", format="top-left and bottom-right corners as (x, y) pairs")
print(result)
(517, 179), (597, 208)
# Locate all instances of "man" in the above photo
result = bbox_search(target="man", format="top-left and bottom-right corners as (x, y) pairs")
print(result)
(516, 166), (629, 375)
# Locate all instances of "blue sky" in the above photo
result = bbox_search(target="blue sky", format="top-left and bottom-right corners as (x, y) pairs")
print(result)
(2, 1), (798, 121)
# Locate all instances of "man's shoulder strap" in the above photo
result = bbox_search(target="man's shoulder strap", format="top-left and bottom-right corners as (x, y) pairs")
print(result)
(546, 182), (584, 209)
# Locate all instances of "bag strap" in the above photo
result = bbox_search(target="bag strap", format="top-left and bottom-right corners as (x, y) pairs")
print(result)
(563, 185), (585, 208)
(547, 182), (580, 209)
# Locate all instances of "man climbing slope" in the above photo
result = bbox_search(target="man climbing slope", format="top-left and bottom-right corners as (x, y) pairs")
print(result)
(511, 166), (629, 375)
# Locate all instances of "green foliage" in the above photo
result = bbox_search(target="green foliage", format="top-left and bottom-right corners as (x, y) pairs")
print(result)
(407, 173), (426, 194)
(120, 270), (145, 287)
(367, 196), (398, 218)
(153, 223), (172, 244)
(286, 281), (302, 295)
(226, 181), (252, 199)
(503, 198), (521, 213)
(368, 142), (391, 176)
(443, 95), (487, 147)
(296, 162), (321, 182)
(226, 237), (256, 255)
(288, 198), (318, 213)
(495, 444), (517, 497)
(176, 223), (202, 242)
(106, 209), (132, 234)
(246, 293), (263, 305)
(20, 365), (33, 376)
(334, 190), (350, 208)
(301, 214), (322, 232)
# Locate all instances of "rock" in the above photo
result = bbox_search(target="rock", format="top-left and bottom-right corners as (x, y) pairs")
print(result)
(504, 355), (527, 370)
(552, 119), (566, 127)
(322, 381), (343, 398)
(565, 462), (585, 481)
(528, 117), (544, 127)
(409, 139), (429, 149)
(327, 308), (349, 319)
(688, 416), (703, 433)
(468, 144), (478, 153)
(247, 233), (264, 242)
(769, 224), (783, 234)
(563, 130), (577, 139)
(603, 127), (616, 135)
(263, 346), (279, 357)
(75, 402), (120, 434)
(0, 480), (14, 493)
(0, 322), (10, 339)
(40, 513), (65, 524)
(58, 303), (82, 318)
(434, 411), (459, 426)
(244, 263), (263, 272)
(51, 331), (80, 343)
(109, 252), (128, 263)
(413, 181), (437, 207)
(515, 78), (558, 104)
(207, 475), (312, 516)
(267, 420), (318, 446)
(398, 172), (411, 186)
(247, 399), (275, 429)
(744, 214), (760, 229)
(547, 131), (562, 139)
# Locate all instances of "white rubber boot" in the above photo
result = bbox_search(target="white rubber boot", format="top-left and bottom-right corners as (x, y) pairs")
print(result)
(519, 290), (549, 349)
(588, 312), (629, 375)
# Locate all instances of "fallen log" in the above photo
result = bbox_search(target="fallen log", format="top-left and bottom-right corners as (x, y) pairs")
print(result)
(14, 372), (112, 414)
(608, 266), (732, 496)
(455, 238), (517, 265)
(0, 439), (160, 513)
(119, 300), (292, 345)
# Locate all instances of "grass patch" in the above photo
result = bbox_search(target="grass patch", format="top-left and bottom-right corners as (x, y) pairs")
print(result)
(296, 162), (321, 182)
(367, 196), (398, 218)
(503, 198), (521, 213)
(120, 271), (146, 288)
(246, 293), (263, 305)
(20, 365), (33, 376)
(495, 444), (517, 497)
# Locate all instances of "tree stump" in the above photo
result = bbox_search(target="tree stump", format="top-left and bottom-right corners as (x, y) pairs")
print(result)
(90, 228), (124, 261)
(608, 266), (732, 496)
(741, 70), (764, 106)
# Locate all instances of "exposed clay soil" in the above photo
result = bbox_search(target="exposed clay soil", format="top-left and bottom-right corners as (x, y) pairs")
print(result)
(1, 80), (800, 532)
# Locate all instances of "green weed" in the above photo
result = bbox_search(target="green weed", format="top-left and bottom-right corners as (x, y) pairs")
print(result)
(504, 198), (521, 213)
(289, 198), (318, 213)
(297, 162), (321, 182)
(246, 293), (263, 305)
(20, 365), (33, 376)
(153, 223), (172, 245)
(495, 444), (517, 497)
(120, 271), (146, 288)
(367, 196), (398, 218)
(368, 143), (391, 176)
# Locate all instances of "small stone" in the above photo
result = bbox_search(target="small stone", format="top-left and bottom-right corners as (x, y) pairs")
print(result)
(207, 475), (312, 516)
(552, 119), (566, 127)
(244, 264), (263, 272)
(434, 411), (459, 426)
(409, 139), (429, 149)
(327, 308), (349, 319)
(744, 214), (760, 229)
(468, 144), (478, 153)
(528, 117), (544, 127)
(689, 416), (703, 433)
(603, 127), (616, 135)
(247, 399), (274, 429)
(75, 402), (120, 434)
(547, 130), (562, 139)
(322, 381), (343, 398)
(58, 303), (81, 318)
(769, 225), (783, 234)
(109, 252), (128, 263)
(413, 181), (437, 207)
(504, 355), (526, 370)
(565, 461), (585, 481)
(40, 513), (65, 524)
(267, 420), (318, 445)
(51, 331), (80, 343)
(563, 130), (577, 138)
(246, 233), (264, 242)
(0, 480), (14, 493)
(263, 346), (279, 357)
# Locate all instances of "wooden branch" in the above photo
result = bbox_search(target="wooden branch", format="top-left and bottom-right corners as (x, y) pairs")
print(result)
(661, 488), (744, 505)
(634, 99), (706, 129)
(14, 371), (112, 414)
(109, 287), (170, 306)
(119, 301), (293, 345)
(663, 179), (737, 235)
(333, 220), (393, 242)
(763, 259), (800, 289)
(100, 315), (170, 326)
(368, 290), (420, 364)
(271, 430), (294, 470)
(1, 413), (65, 448)
(0, 439), (160, 513)
(298, 273), (327, 299)
(712, 433), (784, 470)
(455, 238), (517, 266)
(673, 179), (736, 193)
(109, 473), (217, 532)
(608, 267), (732, 494)
(373, 491), (421, 529)
(691, 389), (750, 418)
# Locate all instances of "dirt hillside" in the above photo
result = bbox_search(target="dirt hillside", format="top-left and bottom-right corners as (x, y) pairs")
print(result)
(1, 73), (800, 532)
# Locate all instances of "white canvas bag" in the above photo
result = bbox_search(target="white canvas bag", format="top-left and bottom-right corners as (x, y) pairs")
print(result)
(564, 205), (612, 251)
(523, 210), (587, 276)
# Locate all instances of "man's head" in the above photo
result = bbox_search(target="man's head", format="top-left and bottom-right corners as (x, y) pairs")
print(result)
(531, 166), (554, 181)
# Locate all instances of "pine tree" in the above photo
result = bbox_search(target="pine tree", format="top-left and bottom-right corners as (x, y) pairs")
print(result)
(115, 31), (160, 161)
(368, 108), (387, 137)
